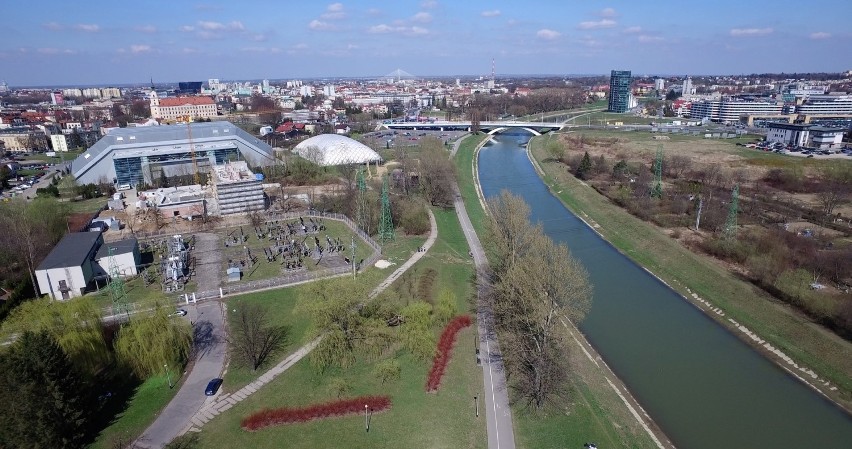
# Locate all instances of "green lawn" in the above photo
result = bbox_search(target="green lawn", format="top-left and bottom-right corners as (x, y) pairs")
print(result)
(195, 207), (486, 449)
(89, 373), (183, 449)
(66, 196), (107, 214)
(27, 149), (84, 163)
(528, 134), (852, 407)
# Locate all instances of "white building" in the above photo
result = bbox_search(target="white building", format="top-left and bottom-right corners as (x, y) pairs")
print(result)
(299, 85), (314, 97)
(682, 77), (694, 100)
(322, 85), (336, 97)
(50, 133), (70, 152)
(101, 87), (121, 99)
(82, 88), (102, 98)
(689, 99), (783, 124)
(796, 95), (852, 116)
(35, 233), (140, 300)
(655, 78), (665, 91)
(766, 123), (845, 149)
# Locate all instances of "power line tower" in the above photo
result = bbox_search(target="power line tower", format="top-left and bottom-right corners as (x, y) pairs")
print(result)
(723, 184), (740, 239)
(378, 175), (395, 245)
(356, 168), (368, 233)
(650, 145), (663, 199)
(108, 247), (129, 318)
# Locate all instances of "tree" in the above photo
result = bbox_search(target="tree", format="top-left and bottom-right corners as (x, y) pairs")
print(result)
(58, 173), (78, 199)
(486, 192), (592, 409)
(373, 359), (401, 384)
(0, 198), (69, 296)
(1, 297), (111, 377)
(399, 302), (434, 360)
(575, 151), (592, 180)
(228, 303), (289, 371)
(300, 278), (394, 371)
(816, 183), (848, 219)
(433, 289), (458, 327)
(0, 331), (91, 449)
(114, 299), (192, 378)
(418, 137), (457, 207)
(544, 136), (563, 162)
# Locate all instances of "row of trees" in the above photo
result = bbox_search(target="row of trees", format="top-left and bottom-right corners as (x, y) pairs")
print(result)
(485, 192), (592, 409)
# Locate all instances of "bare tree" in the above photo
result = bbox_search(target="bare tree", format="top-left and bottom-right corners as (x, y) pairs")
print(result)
(666, 154), (692, 179)
(228, 303), (289, 371)
(816, 183), (848, 218)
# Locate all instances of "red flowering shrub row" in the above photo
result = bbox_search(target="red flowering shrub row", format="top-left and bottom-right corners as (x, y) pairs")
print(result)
(426, 315), (472, 392)
(241, 396), (392, 431)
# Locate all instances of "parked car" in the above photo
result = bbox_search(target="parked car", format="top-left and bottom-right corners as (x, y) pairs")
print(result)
(205, 378), (223, 396)
(172, 309), (187, 317)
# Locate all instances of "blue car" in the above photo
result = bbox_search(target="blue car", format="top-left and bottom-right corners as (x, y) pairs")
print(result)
(205, 378), (223, 396)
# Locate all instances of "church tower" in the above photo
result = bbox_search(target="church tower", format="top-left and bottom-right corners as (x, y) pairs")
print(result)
(149, 89), (160, 118)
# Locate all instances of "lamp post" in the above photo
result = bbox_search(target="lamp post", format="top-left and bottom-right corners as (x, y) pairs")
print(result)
(164, 363), (173, 388)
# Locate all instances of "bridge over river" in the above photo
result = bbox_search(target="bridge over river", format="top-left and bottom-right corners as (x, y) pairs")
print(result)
(382, 120), (563, 136)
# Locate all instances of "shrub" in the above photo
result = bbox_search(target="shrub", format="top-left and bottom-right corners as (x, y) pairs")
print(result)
(425, 315), (472, 392)
(241, 396), (392, 431)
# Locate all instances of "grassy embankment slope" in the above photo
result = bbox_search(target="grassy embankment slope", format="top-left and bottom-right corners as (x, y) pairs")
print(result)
(195, 209), (487, 449)
(528, 132), (852, 409)
(454, 134), (659, 449)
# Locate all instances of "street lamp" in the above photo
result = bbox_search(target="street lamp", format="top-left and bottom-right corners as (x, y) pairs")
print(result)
(164, 363), (173, 389)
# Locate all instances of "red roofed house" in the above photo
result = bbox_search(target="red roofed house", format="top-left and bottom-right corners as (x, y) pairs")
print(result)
(149, 91), (217, 121)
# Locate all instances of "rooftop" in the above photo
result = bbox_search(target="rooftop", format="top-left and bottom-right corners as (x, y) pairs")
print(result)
(213, 161), (258, 184)
(95, 238), (138, 259)
(37, 232), (102, 271)
(158, 96), (215, 107)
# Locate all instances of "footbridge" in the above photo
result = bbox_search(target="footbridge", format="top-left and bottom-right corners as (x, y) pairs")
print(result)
(382, 120), (563, 136)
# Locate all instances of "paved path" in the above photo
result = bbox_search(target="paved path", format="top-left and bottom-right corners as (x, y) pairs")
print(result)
(181, 209), (439, 435)
(191, 233), (222, 293)
(134, 300), (227, 448)
(454, 189), (516, 449)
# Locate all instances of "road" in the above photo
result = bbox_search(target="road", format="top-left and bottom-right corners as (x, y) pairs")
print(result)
(134, 300), (227, 449)
(453, 190), (516, 449)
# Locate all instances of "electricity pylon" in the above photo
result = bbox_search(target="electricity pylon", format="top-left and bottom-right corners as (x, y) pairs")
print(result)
(723, 184), (739, 239)
(108, 246), (129, 318)
(356, 168), (368, 233)
(378, 175), (395, 245)
(651, 145), (663, 199)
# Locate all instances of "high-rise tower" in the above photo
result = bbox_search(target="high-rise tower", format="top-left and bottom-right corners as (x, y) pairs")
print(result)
(608, 70), (632, 113)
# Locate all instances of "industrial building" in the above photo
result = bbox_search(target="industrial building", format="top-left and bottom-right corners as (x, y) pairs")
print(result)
(608, 70), (632, 113)
(35, 232), (140, 300)
(69, 121), (275, 187)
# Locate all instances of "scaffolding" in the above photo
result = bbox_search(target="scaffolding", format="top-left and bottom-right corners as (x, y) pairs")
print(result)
(378, 175), (395, 245)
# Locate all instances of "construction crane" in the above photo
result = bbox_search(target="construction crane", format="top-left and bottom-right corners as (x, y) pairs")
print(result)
(184, 115), (201, 186)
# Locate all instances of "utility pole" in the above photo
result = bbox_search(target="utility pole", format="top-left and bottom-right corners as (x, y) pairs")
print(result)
(351, 235), (356, 279)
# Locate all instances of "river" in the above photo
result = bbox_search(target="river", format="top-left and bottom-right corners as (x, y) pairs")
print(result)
(476, 132), (852, 449)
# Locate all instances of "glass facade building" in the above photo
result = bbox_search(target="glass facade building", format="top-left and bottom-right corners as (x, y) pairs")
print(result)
(608, 70), (632, 113)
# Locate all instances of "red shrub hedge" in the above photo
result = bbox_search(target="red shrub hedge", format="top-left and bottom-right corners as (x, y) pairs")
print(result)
(241, 396), (392, 431)
(426, 315), (472, 392)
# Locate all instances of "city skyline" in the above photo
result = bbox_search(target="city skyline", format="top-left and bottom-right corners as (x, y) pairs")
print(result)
(1, 0), (850, 86)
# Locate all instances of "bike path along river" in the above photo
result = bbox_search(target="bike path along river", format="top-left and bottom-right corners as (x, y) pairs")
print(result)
(476, 132), (852, 449)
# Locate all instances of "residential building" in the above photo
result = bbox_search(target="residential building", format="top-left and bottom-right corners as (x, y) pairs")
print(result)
(654, 78), (665, 91)
(608, 70), (632, 113)
(50, 133), (70, 152)
(682, 77), (694, 100)
(795, 94), (852, 117)
(689, 98), (783, 124)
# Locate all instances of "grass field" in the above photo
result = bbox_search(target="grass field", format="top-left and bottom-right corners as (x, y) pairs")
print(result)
(528, 134), (852, 407)
(454, 134), (659, 449)
(89, 373), (182, 449)
(195, 207), (486, 449)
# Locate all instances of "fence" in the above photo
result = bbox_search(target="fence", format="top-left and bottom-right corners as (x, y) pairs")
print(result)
(170, 210), (382, 303)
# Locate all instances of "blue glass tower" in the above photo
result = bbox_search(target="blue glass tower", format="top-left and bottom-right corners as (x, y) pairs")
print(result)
(608, 70), (632, 113)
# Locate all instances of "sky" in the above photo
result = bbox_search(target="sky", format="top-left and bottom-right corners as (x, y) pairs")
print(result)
(1, 0), (850, 87)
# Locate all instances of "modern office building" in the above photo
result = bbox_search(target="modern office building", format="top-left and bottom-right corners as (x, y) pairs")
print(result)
(795, 95), (852, 116)
(689, 98), (783, 124)
(608, 70), (632, 113)
(69, 121), (275, 187)
(766, 123), (845, 149)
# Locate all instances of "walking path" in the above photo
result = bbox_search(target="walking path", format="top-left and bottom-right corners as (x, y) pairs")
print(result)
(454, 190), (516, 449)
(181, 210), (438, 436)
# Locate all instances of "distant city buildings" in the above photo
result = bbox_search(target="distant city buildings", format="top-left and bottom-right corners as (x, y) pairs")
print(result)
(608, 70), (633, 113)
(654, 78), (665, 91)
(682, 76), (694, 100)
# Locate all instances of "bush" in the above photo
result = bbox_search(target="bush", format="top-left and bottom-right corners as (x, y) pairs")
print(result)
(398, 202), (430, 235)
(241, 396), (392, 431)
(425, 315), (472, 392)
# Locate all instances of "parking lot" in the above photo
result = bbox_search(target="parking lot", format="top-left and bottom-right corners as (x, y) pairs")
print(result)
(740, 141), (852, 159)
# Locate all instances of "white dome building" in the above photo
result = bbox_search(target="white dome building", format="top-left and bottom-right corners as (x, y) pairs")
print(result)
(293, 134), (382, 166)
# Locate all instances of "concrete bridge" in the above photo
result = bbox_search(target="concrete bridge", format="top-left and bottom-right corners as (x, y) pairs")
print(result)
(381, 120), (564, 136)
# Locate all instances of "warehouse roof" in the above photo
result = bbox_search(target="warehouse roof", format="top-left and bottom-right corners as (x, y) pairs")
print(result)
(95, 238), (138, 260)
